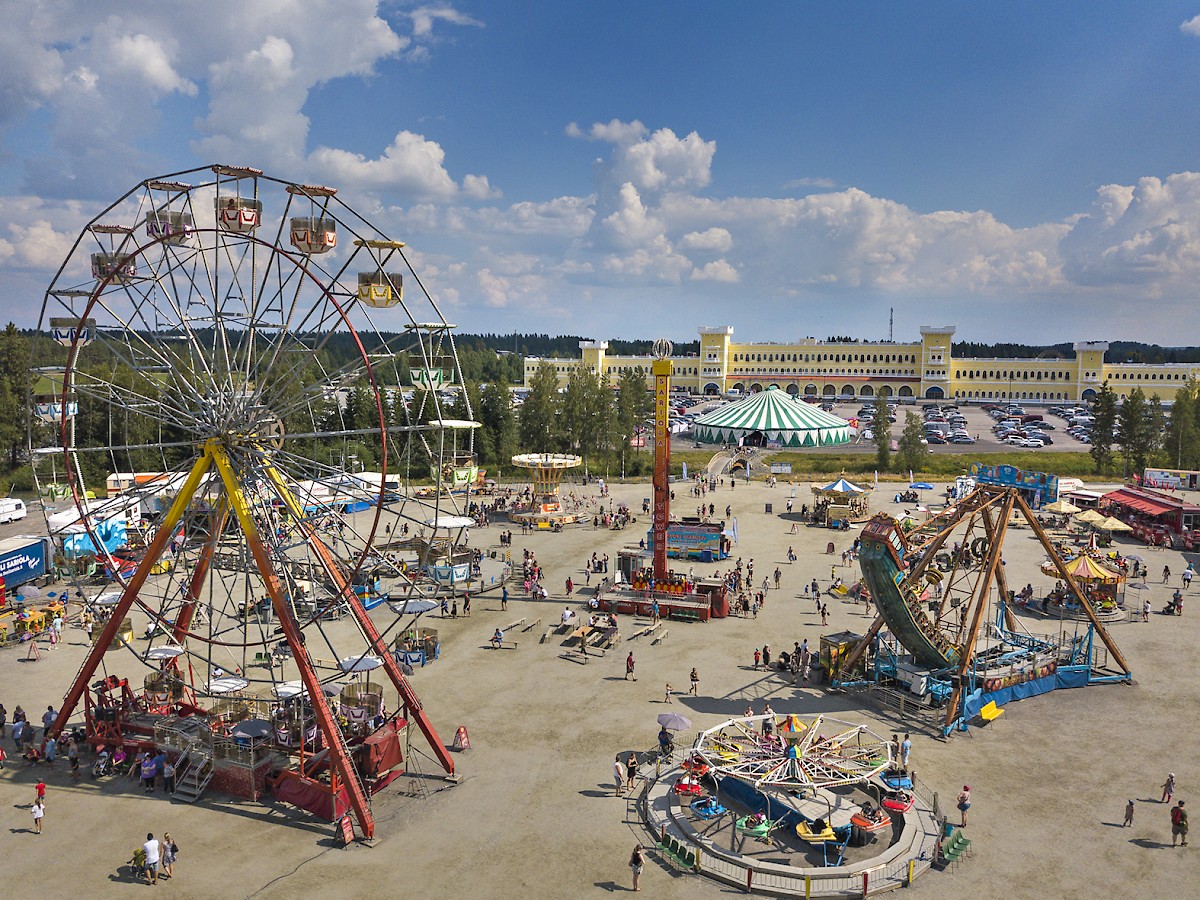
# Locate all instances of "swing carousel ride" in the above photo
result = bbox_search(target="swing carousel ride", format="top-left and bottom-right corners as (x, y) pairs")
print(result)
(32, 165), (483, 839)
(835, 484), (1132, 734)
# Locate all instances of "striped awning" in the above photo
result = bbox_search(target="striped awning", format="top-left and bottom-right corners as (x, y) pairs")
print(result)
(693, 388), (851, 447)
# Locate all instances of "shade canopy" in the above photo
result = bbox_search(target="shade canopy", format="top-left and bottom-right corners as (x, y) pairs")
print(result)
(424, 515), (474, 530)
(339, 654), (384, 673)
(818, 477), (868, 495)
(692, 388), (851, 447)
(1098, 516), (1133, 532)
(1044, 499), (1081, 514)
(207, 676), (250, 695)
(1075, 509), (1106, 525)
(1045, 554), (1124, 583)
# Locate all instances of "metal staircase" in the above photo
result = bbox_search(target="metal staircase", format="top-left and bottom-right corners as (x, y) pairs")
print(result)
(172, 741), (214, 803)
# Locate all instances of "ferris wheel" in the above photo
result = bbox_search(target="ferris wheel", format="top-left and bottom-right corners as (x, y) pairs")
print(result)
(33, 165), (475, 837)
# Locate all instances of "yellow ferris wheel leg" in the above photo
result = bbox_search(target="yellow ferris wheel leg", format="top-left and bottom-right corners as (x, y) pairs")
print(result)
(50, 446), (216, 741)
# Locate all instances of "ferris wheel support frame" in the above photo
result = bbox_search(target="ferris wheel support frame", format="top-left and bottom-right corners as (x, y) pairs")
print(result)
(47, 444), (215, 744)
(262, 464), (456, 778)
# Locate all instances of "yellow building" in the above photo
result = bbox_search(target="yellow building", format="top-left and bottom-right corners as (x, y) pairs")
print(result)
(524, 327), (1200, 403)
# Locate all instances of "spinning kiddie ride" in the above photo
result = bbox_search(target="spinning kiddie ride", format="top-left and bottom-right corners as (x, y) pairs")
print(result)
(34, 166), (475, 841)
(508, 453), (582, 527)
(836, 485), (1132, 735)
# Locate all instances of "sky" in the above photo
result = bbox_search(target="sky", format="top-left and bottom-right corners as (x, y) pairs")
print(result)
(5, 2), (1200, 347)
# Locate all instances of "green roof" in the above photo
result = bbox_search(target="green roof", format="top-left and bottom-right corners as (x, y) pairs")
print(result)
(692, 388), (851, 447)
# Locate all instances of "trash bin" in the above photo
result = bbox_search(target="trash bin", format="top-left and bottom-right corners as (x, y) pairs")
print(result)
(765, 503), (773, 514)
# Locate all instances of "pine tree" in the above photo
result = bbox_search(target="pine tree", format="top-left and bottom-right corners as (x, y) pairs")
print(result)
(872, 392), (892, 471)
(1089, 380), (1118, 475)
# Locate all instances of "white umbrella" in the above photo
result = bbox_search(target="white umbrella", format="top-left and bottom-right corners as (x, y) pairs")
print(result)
(273, 680), (340, 700)
(145, 645), (184, 660)
(657, 712), (693, 731)
(338, 655), (384, 673)
(206, 676), (250, 695)
(389, 598), (438, 615)
(91, 592), (124, 606)
(424, 515), (474, 530)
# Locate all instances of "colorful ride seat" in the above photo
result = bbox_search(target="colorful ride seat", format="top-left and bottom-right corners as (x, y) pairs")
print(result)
(796, 820), (838, 843)
(690, 797), (727, 819)
(735, 815), (773, 838)
(882, 791), (915, 813)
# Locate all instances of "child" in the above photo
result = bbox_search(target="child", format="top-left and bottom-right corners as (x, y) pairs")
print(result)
(753, 648), (761, 670)
(664, 683), (673, 703)
(1123, 799), (1135, 827)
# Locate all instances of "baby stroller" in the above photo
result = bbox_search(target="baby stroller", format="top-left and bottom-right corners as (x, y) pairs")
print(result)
(126, 847), (148, 881)
(91, 747), (113, 778)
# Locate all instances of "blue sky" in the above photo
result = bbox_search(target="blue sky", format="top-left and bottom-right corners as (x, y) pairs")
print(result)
(5, 2), (1200, 346)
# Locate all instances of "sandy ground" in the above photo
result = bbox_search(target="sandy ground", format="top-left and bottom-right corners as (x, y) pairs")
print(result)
(1, 476), (1197, 899)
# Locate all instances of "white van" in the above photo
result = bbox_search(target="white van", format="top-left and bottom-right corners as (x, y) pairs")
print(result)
(0, 498), (27, 524)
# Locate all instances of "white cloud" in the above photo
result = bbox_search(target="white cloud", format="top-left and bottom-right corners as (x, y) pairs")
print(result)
(1182, 15), (1200, 36)
(108, 33), (197, 97)
(679, 227), (733, 253)
(785, 177), (838, 190)
(690, 259), (739, 283)
(310, 131), (459, 198)
(594, 183), (664, 250)
(409, 6), (483, 38)
(1059, 173), (1200, 286)
(462, 174), (501, 200)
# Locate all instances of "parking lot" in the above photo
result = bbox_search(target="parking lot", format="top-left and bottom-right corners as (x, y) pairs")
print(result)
(671, 395), (1093, 456)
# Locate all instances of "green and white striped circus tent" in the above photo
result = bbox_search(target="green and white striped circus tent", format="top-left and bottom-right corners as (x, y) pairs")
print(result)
(693, 388), (852, 447)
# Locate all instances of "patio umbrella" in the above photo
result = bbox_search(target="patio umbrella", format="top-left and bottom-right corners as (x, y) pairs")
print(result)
(207, 676), (250, 695)
(338, 654), (384, 673)
(1075, 509), (1106, 526)
(389, 598), (438, 615)
(145, 645), (184, 660)
(1099, 516), (1133, 532)
(272, 680), (342, 700)
(657, 712), (692, 731)
(1044, 499), (1081, 515)
(231, 719), (273, 740)
(909, 482), (935, 491)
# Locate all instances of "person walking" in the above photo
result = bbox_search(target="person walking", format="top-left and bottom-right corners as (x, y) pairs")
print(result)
(1124, 799), (1135, 827)
(663, 683), (672, 704)
(143, 833), (162, 884)
(626, 752), (640, 787)
(35, 778), (46, 806)
(1163, 565), (1171, 583)
(1163, 773), (1176, 804)
(0, 702), (7, 739)
(629, 844), (646, 891)
(163, 758), (177, 794)
(957, 786), (971, 827)
(1143, 598), (1151, 622)
(689, 668), (699, 696)
(753, 648), (761, 670)
(625, 652), (636, 681)
(1171, 800), (1189, 847)
(613, 757), (626, 796)
(901, 733), (912, 771)
(161, 833), (177, 879)
(67, 738), (80, 781)
(821, 604), (829, 626)
(500, 586), (508, 611)
(31, 799), (44, 834)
